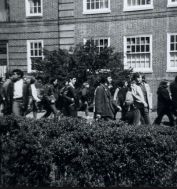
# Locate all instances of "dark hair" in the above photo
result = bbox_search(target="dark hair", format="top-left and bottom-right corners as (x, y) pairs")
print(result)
(99, 75), (107, 84)
(159, 79), (168, 87)
(133, 72), (141, 80)
(36, 76), (43, 82)
(12, 69), (24, 78)
(30, 77), (36, 84)
(142, 75), (146, 82)
(5, 72), (12, 79)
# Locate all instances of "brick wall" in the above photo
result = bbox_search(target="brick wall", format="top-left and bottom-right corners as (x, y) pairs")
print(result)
(0, 0), (177, 108)
(73, 0), (177, 109)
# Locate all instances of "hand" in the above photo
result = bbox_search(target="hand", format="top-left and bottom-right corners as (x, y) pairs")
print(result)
(96, 114), (101, 119)
(143, 102), (148, 108)
(117, 106), (122, 111)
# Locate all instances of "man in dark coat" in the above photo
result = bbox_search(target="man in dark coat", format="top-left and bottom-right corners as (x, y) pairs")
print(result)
(62, 77), (78, 117)
(170, 76), (177, 120)
(3, 69), (30, 116)
(154, 80), (175, 126)
(94, 75), (121, 121)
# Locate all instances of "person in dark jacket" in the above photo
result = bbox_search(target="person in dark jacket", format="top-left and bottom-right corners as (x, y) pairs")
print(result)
(41, 78), (59, 119)
(94, 75), (121, 121)
(154, 80), (175, 126)
(3, 69), (30, 116)
(170, 76), (177, 121)
(62, 77), (78, 117)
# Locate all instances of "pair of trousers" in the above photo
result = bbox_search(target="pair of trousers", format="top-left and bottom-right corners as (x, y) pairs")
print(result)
(154, 108), (175, 126)
(125, 109), (141, 126)
(12, 99), (24, 116)
(138, 107), (151, 125)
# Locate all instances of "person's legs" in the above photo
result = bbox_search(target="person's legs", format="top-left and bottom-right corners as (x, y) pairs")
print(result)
(42, 108), (52, 118)
(42, 99), (52, 118)
(140, 107), (151, 125)
(154, 109), (165, 125)
(132, 109), (141, 125)
(166, 111), (175, 126)
(84, 101), (89, 116)
(12, 100), (22, 116)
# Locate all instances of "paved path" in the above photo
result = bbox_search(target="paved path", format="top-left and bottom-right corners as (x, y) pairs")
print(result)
(26, 110), (170, 125)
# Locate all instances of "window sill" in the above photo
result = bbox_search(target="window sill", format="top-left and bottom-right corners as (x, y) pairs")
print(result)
(166, 68), (177, 72)
(167, 3), (177, 7)
(123, 5), (153, 12)
(83, 9), (111, 15)
(26, 14), (43, 18)
(125, 67), (153, 73)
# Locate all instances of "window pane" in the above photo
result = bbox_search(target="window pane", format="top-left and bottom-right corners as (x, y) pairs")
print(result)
(100, 39), (103, 46)
(105, 0), (108, 8)
(171, 44), (175, 51)
(132, 46), (135, 52)
(38, 6), (41, 13)
(171, 36), (175, 43)
(141, 45), (145, 52)
(146, 45), (149, 52)
(136, 45), (140, 52)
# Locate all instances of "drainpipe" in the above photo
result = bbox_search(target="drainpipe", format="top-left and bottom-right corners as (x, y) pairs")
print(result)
(58, 0), (60, 49)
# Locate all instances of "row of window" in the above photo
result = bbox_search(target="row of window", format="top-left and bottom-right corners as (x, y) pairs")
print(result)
(25, 0), (177, 17)
(27, 33), (177, 73)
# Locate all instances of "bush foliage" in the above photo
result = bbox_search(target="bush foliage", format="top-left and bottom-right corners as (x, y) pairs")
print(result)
(1, 115), (177, 187)
(33, 41), (132, 89)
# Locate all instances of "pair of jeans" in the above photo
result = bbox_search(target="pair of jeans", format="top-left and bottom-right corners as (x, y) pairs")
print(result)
(138, 107), (151, 125)
(154, 108), (175, 126)
(12, 99), (24, 116)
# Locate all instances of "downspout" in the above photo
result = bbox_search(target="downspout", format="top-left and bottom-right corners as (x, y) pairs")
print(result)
(58, 0), (60, 49)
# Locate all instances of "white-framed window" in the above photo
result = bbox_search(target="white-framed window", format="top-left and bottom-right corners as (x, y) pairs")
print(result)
(84, 37), (110, 52)
(167, 33), (177, 72)
(124, 0), (153, 11)
(83, 0), (111, 14)
(124, 35), (153, 73)
(27, 40), (44, 73)
(167, 0), (177, 7)
(25, 0), (43, 17)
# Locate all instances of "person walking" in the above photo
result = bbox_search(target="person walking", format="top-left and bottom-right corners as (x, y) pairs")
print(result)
(94, 75), (121, 121)
(3, 69), (30, 116)
(114, 80), (128, 121)
(154, 80), (175, 126)
(132, 73), (152, 125)
(170, 75), (177, 123)
(62, 76), (78, 117)
(41, 78), (59, 119)
(79, 82), (90, 117)
(25, 76), (41, 119)
(124, 80), (141, 126)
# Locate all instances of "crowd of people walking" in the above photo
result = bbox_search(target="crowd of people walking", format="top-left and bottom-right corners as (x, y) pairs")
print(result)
(0, 68), (177, 126)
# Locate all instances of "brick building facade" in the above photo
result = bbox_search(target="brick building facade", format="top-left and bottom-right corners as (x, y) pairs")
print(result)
(0, 0), (177, 108)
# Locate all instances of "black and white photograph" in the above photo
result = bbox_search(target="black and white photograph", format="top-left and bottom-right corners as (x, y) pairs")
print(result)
(0, 0), (177, 187)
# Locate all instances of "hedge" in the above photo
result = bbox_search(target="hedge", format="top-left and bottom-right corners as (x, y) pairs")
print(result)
(0, 115), (177, 187)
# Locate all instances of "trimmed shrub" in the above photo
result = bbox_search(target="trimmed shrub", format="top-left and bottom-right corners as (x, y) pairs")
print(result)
(0, 115), (177, 187)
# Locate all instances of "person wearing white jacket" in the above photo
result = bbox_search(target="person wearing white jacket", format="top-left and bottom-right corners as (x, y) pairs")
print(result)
(131, 73), (152, 125)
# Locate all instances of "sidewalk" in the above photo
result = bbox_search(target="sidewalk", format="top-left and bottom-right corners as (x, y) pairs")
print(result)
(26, 110), (161, 123)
